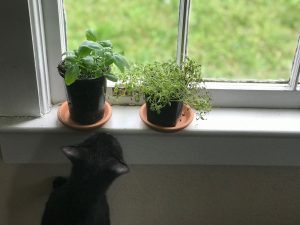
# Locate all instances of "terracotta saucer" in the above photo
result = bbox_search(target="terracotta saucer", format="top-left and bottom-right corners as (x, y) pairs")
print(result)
(57, 101), (112, 130)
(139, 104), (194, 132)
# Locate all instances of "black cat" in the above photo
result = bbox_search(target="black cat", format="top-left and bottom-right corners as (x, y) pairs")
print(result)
(41, 133), (129, 225)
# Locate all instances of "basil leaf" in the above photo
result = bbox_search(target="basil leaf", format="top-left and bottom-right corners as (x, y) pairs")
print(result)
(112, 54), (130, 72)
(78, 41), (102, 57)
(99, 40), (112, 48)
(82, 56), (94, 66)
(104, 52), (114, 66)
(85, 29), (97, 41)
(104, 73), (118, 82)
(64, 55), (76, 63)
(64, 66), (80, 85)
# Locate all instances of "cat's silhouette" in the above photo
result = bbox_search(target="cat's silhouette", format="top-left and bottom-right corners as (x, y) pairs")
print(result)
(41, 133), (129, 225)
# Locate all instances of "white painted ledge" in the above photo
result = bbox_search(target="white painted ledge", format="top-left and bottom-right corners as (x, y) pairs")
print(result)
(1, 105), (300, 165)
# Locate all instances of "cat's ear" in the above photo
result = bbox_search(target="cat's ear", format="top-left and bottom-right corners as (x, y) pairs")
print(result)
(110, 160), (129, 176)
(61, 146), (81, 162)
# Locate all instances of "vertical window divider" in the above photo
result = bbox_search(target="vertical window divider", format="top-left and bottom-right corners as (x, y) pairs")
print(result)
(57, 0), (67, 53)
(40, 0), (67, 104)
(289, 36), (300, 90)
(176, 0), (191, 66)
(28, 0), (51, 115)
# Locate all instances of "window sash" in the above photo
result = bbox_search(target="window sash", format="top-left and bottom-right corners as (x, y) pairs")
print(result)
(290, 36), (300, 90)
(33, 0), (300, 110)
(28, 0), (51, 115)
(177, 0), (190, 66)
(40, 0), (66, 105)
(180, 0), (300, 87)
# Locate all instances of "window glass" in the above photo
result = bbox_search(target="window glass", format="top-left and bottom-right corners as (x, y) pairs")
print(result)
(188, 0), (300, 81)
(64, 0), (179, 63)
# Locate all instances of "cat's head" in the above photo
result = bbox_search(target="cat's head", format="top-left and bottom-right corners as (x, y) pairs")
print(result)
(61, 133), (129, 178)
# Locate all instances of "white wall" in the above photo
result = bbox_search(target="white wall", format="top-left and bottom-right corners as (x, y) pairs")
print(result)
(0, 1), (40, 116)
(1, 163), (300, 225)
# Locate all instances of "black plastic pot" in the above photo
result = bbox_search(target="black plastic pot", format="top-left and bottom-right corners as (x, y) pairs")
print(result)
(146, 100), (183, 127)
(65, 76), (107, 125)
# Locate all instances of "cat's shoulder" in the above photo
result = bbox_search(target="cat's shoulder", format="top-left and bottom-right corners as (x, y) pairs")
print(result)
(52, 176), (68, 189)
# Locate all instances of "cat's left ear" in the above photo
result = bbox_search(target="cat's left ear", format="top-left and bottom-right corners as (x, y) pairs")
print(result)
(61, 146), (81, 162)
(110, 160), (129, 176)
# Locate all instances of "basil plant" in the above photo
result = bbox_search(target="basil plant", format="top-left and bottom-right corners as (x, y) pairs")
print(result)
(60, 29), (129, 86)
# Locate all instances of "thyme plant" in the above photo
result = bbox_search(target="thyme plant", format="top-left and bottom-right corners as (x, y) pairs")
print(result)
(114, 58), (211, 118)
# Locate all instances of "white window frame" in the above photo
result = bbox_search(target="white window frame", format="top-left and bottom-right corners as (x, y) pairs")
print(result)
(31, 0), (300, 115)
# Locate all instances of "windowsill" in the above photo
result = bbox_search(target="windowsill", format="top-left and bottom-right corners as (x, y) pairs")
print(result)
(1, 105), (300, 165)
(2, 104), (300, 135)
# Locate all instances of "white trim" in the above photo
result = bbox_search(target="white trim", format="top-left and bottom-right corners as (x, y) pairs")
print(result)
(57, 0), (67, 54)
(40, 0), (67, 104)
(27, 0), (51, 115)
(209, 89), (300, 108)
(290, 36), (300, 90)
(205, 82), (300, 108)
(206, 81), (291, 91)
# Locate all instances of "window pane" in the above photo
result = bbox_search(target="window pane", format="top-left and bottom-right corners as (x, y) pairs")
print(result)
(64, 0), (179, 63)
(188, 0), (300, 81)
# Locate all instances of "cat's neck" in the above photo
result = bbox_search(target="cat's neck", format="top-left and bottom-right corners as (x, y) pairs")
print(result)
(68, 169), (114, 194)
(65, 178), (107, 207)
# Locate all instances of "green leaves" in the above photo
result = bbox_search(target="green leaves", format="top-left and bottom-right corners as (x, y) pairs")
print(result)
(64, 55), (76, 64)
(99, 40), (112, 48)
(78, 41), (102, 57)
(82, 56), (94, 66)
(113, 53), (130, 72)
(60, 29), (129, 85)
(104, 52), (114, 66)
(64, 66), (80, 86)
(85, 29), (97, 41)
(114, 59), (211, 116)
(104, 73), (118, 82)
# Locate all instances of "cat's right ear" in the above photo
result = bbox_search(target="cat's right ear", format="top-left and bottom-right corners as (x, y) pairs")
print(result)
(61, 146), (81, 162)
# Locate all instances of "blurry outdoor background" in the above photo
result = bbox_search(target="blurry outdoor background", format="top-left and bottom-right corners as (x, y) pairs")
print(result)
(64, 0), (300, 81)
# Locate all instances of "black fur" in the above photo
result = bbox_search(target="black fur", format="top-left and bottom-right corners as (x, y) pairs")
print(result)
(52, 176), (67, 189)
(41, 133), (129, 225)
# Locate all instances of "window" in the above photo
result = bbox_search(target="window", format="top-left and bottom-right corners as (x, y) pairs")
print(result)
(189, 0), (300, 81)
(35, 0), (300, 112)
(64, 0), (179, 63)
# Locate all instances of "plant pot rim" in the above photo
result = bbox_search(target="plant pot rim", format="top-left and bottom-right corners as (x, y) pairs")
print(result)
(57, 60), (110, 80)
(139, 103), (194, 132)
(68, 76), (106, 83)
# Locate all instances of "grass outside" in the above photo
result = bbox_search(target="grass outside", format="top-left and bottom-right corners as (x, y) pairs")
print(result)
(64, 0), (300, 81)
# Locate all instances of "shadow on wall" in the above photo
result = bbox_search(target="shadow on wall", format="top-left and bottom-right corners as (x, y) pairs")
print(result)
(1, 132), (97, 225)
(2, 132), (71, 225)
(5, 163), (68, 225)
